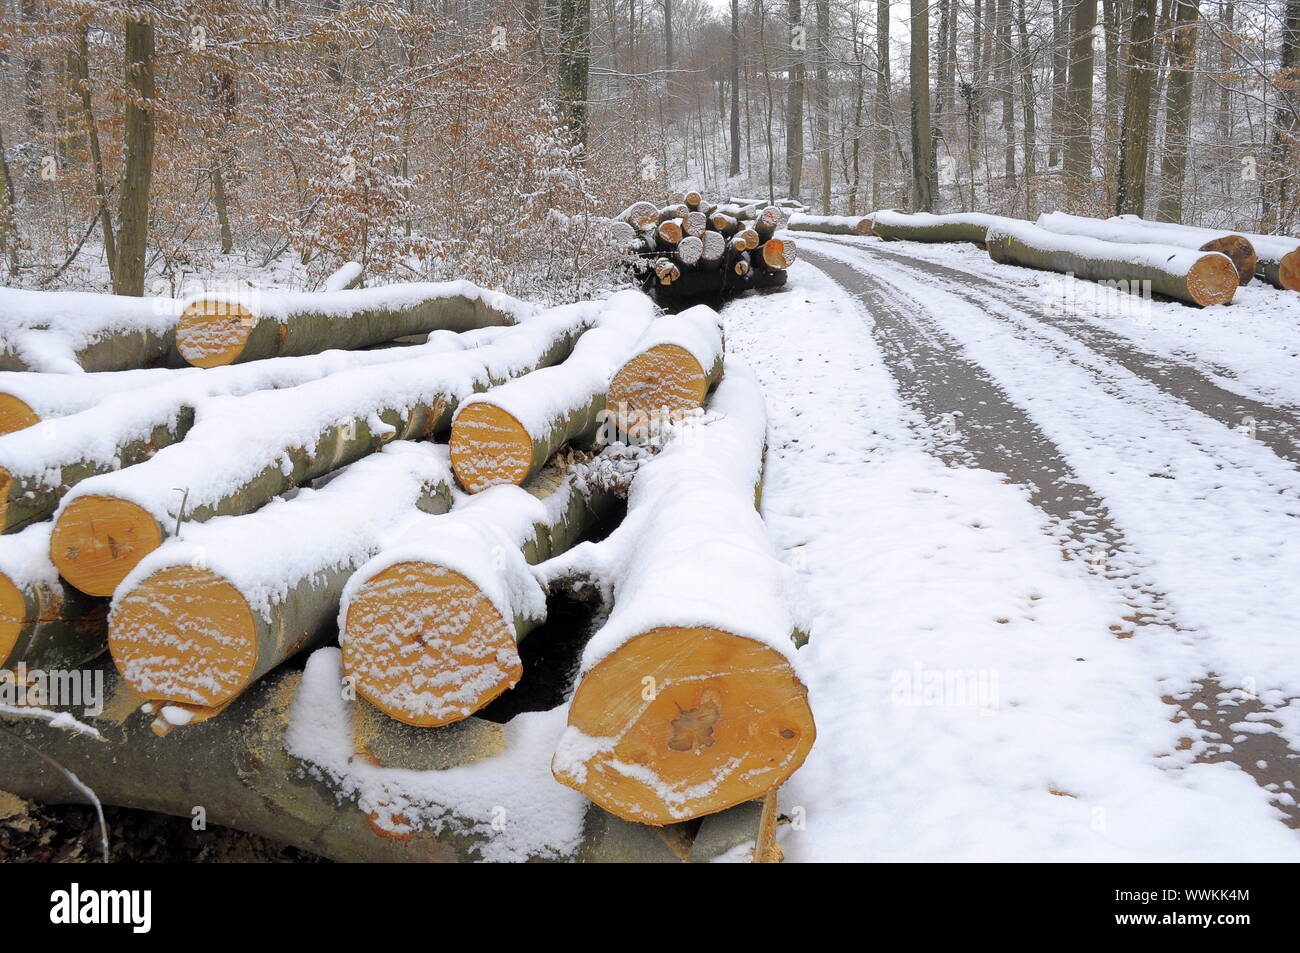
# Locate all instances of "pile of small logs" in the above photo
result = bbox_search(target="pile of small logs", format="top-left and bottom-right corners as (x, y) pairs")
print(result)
(610, 190), (797, 303)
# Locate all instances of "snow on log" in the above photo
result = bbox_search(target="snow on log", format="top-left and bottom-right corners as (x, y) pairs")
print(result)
(760, 237), (797, 270)
(676, 235), (704, 267)
(448, 291), (654, 494)
(1037, 211), (1257, 286)
(50, 304), (600, 597)
(616, 201), (660, 229)
(0, 365), (184, 435)
(732, 251), (751, 277)
(547, 364), (815, 825)
(753, 206), (783, 241)
(684, 211), (708, 239)
(699, 230), (726, 265)
(0, 331), (474, 533)
(785, 213), (873, 236)
(606, 305), (725, 433)
(340, 463), (614, 727)
(175, 281), (527, 369)
(1110, 214), (1300, 292)
(0, 287), (185, 373)
(108, 442), (454, 713)
(867, 209), (1012, 245)
(0, 522), (106, 671)
(323, 261), (365, 292)
(734, 227), (760, 251)
(986, 219), (1239, 307)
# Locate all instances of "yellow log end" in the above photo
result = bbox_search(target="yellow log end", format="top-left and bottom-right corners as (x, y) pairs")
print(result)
(449, 401), (534, 493)
(51, 495), (163, 597)
(0, 394), (40, 435)
(176, 299), (255, 368)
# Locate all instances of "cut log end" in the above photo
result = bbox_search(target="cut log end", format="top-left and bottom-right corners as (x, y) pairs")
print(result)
(449, 402), (534, 493)
(608, 343), (712, 426)
(0, 394), (40, 435)
(109, 565), (258, 709)
(1279, 248), (1300, 292)
(0, 571), (24, 666)
(1198, 235), (1257, 286)
(554, 625), (816, 826)
(50, 495), (163, 597)
(176, 299), (255, 368)
(342, 561), (521, 727)
(761, 238), (797, 270)
(1186, 253), (1240, 307)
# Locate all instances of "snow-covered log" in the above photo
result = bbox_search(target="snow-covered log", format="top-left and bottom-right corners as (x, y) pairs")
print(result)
(175, 281), (526, 368)
(108, 443), (454, 713)
(699, 230), (726, 265)
(655, 219), (684, 249)
(1111, 214), (1300, 291)
(734, 227), (760, 251)
(548, 365), (816, 825)
(1037, 211), (1257, 286)
(449, 291), (653, 493)
(0, 656), (767, 861)
(676, 235), (704, 267)
(606, 305), (725, 431)
(732, 251), (752, 277)
(340, 464), (614, 727)
(0, 522), (106, 671)
(0, 330), (473, 532)
(753, 206), (784, 241)
(786, 213), (873, 236)
(986, 220), (1239, 307)
(616, 201), (660, 229)
(760, 237), (797, 270)
(0, 365), (181, 435)
(49, 304), (600, 597)
(868, 209), (1013, 245)
(0, 287), (184, 373)
(323, 261), (364, 292)
(684, 211), (708, 239)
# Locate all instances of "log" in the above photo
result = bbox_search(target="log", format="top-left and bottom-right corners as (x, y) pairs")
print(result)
(616, 201), (659, 229)
(657, 203), (689, 224)
(50, 304), (600, 597)
(108, 442), (453, 712)
(606, 305), (725, 435)
(0, 330), (473, 533)
(340, 464), (613, 727)
(0, 365), (182, 435)
(986, 219), (1239, 307)
(753, 206), (783, 241)
(708, 212), (739, 235)
(0, 522), (106, 671)
(449, 291), (654, 493)
(684, 211), (708, 239)
(732, 251), (752, 277)
(175, 281), (525, 368)
(786, 213), (873, 236)
(653, 258), (681, 284)
(868, 209), (1013, 245)
(1112, 214), (1300, 291)
(606, 220), (639, 252)
(699, 230), (726, 266)
(1037, 211), (1257, 286)
(655, 219), (684, 249)
(683, 189), (705, 210)
(0, 287), (183, 373)
(0, 655), (765, 861)
(549, 365), (815, 825)
(649, 266), (787, 303)
(323, 261), (365, 291)
(735, 227), (761, 251)
(760, 237), (797, 270)
(676, 235), (704, 267)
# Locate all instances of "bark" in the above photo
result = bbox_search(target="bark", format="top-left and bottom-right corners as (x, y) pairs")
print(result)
(112, 16), (156, 298)
(909, 0), (936, 211)
(0, 660), (767, 861)
(1062, 0), (1097, 198)
(986, 220), (1239, 307)
(787, 213), (873, 235)
(815, 0), (831, 213)
(1156, 0), (1202, 222)
(786, 0), (806, 200)
(730, 0), (742, 177)
(1112, 213), (1300, 290)
(872, 0), (891, 207)
(1267, 0), (1300, 231)
(1049, 0), (1072, 168)
(70, 18), (116, 282)
(869, 209), (1011, 244)
(1115, 0), (1159, 215)
(1017, 0), (1039, 215)
(997, 0), (1018, 191)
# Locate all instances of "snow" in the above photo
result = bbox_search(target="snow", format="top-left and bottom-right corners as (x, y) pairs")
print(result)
(285, 647), (589, 861)
(0, 521), (61, 593)
(0, 287), (180, 373)
(1114, 213), (1300, 261)
(733, 250), (1300, 860)
(869, 209), (1009, 233)
(623, 304), (724, 379)
(787, 213), (870, 232)
(322, 262), (364, 292)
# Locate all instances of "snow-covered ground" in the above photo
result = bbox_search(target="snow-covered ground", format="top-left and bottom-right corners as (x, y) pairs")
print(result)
(731, 239), (1300, 861)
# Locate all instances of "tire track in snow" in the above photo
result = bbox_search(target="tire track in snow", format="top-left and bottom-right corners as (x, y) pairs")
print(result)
(798, 245), (1300, 826)
(801, 234), (1300, 466)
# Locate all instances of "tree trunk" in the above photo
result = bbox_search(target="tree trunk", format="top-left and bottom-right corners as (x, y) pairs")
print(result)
(1062, 0), (1097, 200)
(1115, 0), (1159, 215)
(1017, 0), (1039, 216)
(1268, 0), (1300, 232)
(998, 0), (1017, 192)
(109, 444), (453, 713)
(71, 18), (116, 282)
(786, 0), (806, 200)
(816, 0), (831, 213)
(787, 212), (873, 235)
(730, 0), (742, 177)
(1156, 0), (1202, 222)
(112, 16), (156, 298)
(870, 208), (1008, 244)
(872, 0), (890, 206)
(1049, 0), (1072, 168)
(986, 219), (1239, 307)
(909, 0), (936, 210)
(552, 369), (815, 826)
(50, 309), (597, 597)
(1113, 213), (1300, 290)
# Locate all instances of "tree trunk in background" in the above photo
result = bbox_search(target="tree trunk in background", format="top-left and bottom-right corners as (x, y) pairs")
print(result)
(22, 0), (44, 135)
(210, 71), (237, 255)
(559, 0), (591, 151)
(730, 0), (741, 177)
(816, 0), (831, 213)
(1156, 0), (1201, 222)
(910, 0), (935, 210)
(1115, 0), (1158, 215)
(997, 0), (1017, 192)
(113, 16), (156, 298)
(1267, 0), (1300, 231)
(71, 18), (116, 281)
(0, 124), (19, 275)
(1017, 0), (1039, 216)
(873, 0), (890, 206)
(1100, 0), (1120, 205)
(786, 0), (805, 201)
(1050, 0), (1071, 168)
(1063, 0), (1096, 201)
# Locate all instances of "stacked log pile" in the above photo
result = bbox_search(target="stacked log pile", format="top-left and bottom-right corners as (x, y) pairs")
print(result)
(614, 192), (796, 303)
(0, 276), (815, 858)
